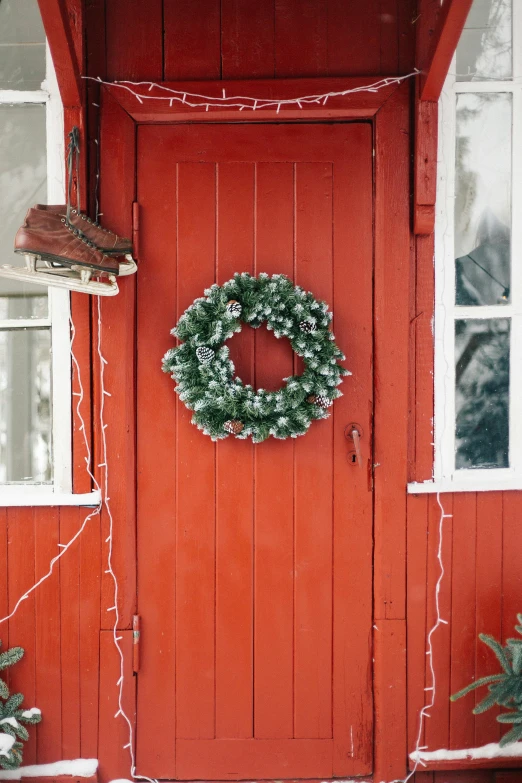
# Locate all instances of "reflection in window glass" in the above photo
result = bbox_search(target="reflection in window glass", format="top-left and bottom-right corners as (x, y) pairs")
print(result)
(455, 319), (509, 469)
(455, 93), (511, 305)
(0, 104), (48, 308)
(0, 328), (51, 482)
(0, 0), (46, 90)
(456, 0), (512, 81)
(0, 296), (47, 321)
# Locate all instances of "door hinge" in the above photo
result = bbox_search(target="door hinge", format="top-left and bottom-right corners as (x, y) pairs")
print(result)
(132, 614), (141, 673)
(132, 201), (140, 261)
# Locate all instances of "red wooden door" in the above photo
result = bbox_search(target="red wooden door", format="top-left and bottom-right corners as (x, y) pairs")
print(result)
(136, 123), (373, 780)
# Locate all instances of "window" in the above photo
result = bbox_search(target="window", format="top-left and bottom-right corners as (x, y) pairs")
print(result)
(0, 0), (73, 500)
(429, 0), (522, 491)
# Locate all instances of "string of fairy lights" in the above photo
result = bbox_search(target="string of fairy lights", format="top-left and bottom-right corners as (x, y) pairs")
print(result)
(0, 66), (457, 782)
(83, 70), (419, 113)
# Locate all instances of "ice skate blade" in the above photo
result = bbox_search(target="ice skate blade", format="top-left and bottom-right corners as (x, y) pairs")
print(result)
(118, 257), (137, 276)
(0, 263), (119, 297)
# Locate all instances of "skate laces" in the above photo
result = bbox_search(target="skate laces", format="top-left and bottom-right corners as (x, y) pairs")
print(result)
(66, 127), (114, 238)
(66, 126), (81, 224)
(65, 127), (111, 256)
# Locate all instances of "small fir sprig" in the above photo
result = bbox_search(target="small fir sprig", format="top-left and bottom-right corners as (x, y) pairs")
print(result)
(451, 615), (522, 746)
(0, 642), (41, 769)
(163, 273), (350, 442)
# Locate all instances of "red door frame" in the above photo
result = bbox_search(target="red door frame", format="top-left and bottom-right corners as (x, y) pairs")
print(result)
(97, 77), (411, 783)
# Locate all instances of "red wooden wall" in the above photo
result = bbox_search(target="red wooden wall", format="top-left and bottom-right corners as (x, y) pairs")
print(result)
(103, 0), (416, 82)
(3, 2), (522, 782)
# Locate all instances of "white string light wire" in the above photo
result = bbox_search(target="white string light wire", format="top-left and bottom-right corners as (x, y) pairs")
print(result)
(96, 298), (156, 783)
(96, 298), (136, 780)
(83, 71), (419, 113)
(404, 492), (452, 782)
(403, 85), (453, 783)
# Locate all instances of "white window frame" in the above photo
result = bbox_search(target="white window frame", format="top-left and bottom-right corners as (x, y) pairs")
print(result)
(0, 46), (99, 506)
(409, 0), (522, 494)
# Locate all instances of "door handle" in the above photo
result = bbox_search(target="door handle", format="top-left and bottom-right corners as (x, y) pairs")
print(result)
(345, 423), (363, 467)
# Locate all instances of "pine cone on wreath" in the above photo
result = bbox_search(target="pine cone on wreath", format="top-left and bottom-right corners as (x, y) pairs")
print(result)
(226, 300), (242, 317)
(299, 320), (317, 333)
(224, 419), (244, 435)
(196, 346), (215, 363)
(306, 394), (332, 409)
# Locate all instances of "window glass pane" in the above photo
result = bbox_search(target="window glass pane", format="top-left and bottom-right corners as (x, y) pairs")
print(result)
(455, 93), (511, 306)
(0, 104), (48, 314)
(456, 0), (512, 81)
(455, 318), (509, 469)
(0, 0), (46, 90)
(0, 327), (51, 483)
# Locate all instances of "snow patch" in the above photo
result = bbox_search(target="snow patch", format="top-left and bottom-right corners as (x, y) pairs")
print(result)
(21, 709), (41, 720)
(0, 759), (98, 779)
(410, 741), (522, 763)
(0, 736), (15, 759)
(0, 719), (18, 730)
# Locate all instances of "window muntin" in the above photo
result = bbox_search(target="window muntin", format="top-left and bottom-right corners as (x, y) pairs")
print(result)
(0, 0), (71, 493)
(431, 0), (522, 489)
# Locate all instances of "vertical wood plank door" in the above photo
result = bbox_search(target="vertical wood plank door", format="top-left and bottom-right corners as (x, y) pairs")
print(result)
(136, 123), (374, 780)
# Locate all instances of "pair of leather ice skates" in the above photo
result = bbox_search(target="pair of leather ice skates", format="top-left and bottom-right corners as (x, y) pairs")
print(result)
(1, 127), (135, 296)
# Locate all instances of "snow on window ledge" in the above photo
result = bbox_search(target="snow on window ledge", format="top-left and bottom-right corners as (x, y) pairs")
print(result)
(408, 477), (522, 493)
(0, 488), (101, 507)
(0, 758), (98, 780)
(410, 741), (522, 764)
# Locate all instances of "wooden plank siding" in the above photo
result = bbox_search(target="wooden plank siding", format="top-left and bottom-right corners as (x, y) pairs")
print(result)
(104, 0), (416, 81)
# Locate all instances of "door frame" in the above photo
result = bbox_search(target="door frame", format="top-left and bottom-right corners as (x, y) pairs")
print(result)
(97, 77), (411, 783)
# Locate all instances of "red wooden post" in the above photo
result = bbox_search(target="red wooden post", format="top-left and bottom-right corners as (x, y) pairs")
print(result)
(36, 0), (82, 107)
(414, 96), (438, 235)
(414, 0), (473, 235)
(418, 0), (474, 102)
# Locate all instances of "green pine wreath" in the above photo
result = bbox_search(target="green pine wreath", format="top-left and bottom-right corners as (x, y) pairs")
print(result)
(162, 272), (349, 442)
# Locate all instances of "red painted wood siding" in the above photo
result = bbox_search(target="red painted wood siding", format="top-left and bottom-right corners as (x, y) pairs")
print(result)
(407, 493), (522, 759)
(102, 0), (416, 82)
(4, 506), (100, 764)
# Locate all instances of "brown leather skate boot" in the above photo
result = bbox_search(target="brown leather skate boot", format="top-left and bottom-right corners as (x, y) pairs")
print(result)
(14, 207), (120, 275)
(34, 204), (133, 256)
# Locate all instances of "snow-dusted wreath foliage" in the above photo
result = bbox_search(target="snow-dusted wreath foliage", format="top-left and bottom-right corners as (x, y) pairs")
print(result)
(162, 272), (349, 442)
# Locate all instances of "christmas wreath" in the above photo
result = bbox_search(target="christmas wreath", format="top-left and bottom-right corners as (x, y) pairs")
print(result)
(162, 272), (349, 442)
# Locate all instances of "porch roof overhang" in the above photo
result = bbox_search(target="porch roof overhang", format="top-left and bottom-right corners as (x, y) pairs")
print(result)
(416, 0), (475, 102)
(39, 0), (473, 111)
(37, 0), (474, 238)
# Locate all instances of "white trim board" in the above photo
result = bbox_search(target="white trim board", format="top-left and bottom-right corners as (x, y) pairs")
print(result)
(0, 42), (73, 497)
(408, 480), (522, 494)
(432, 7), (522, 491)
(0, 489), (100, 507)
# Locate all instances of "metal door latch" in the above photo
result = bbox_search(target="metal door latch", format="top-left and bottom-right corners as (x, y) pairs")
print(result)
(344, 423), (363, 466)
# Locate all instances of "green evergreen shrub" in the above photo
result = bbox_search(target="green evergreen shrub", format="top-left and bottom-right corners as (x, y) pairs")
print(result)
(451, 615), (522, 746)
